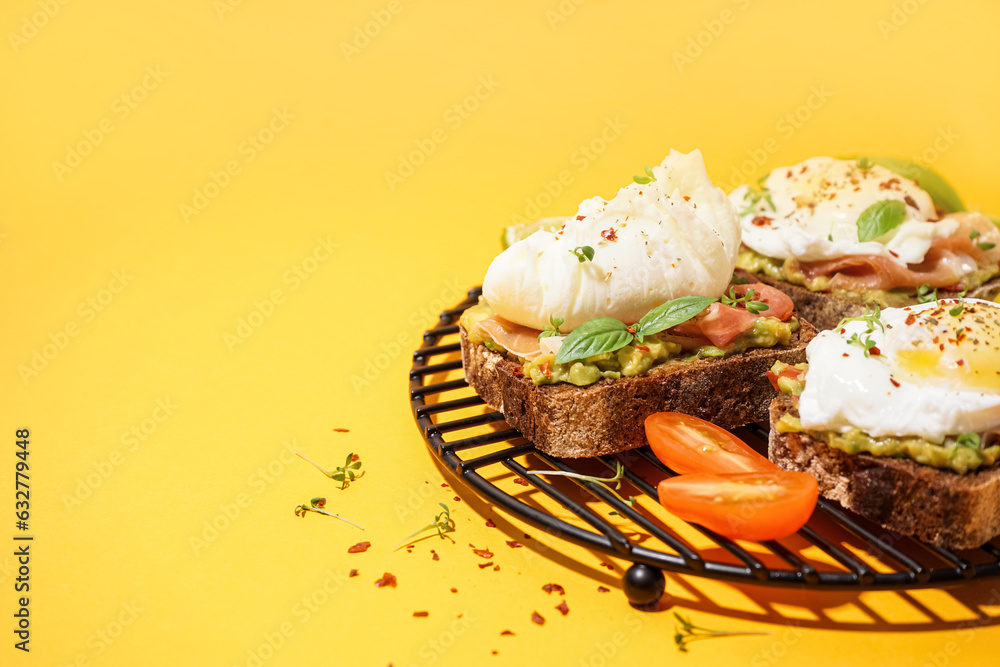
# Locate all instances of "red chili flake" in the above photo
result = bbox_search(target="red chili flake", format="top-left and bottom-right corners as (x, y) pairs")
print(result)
(538, 361), (551, 379)
(506, 540), (523, 548)
(869, 346), (881, 356)
(333, 428), (350, 433)
(597, 586), (610, 593)
(493, 565), (500, 571)
(889, 250), (899, 258)
(478, 562), (494, 569)
(471, 545), (494, 559)
(523, 533), (532, 539)
(349, 569), (359, 578)
(879, 178), (900, 190)
(413, 611), (429, 617)
(531, 612), (545, 625)
(441, 483), (449, 488)
(431, 550), (439, 561)
(374, 572), (397, 588)
(940, 343), (946, 351)
(890, 378), (901, 388)
(492, 650), (498, 656)
(828, 193), (837, 200)
(854, 186), (861, 192)
(485, 519), (497, 528)
(957, 359), (965, 366)
(840, 328), (846, 334)
(542, 583), (565, 595)
(751, 216), (773, 227)
(501, 630), (515, 636)
(453, 496), (461, 502)
(634, 344), (650, 352)
(601, 227), (618, 242)
(348, 541), (371, 553)
(514, 478), (529, 486)
(905, 313), (917, 326)
(450, 588), (458, 593)
(599, 561), (615, 571)
(576, 215), (585, 221)
(842, 353), (849, 357)
(555, 601), (569, 616)
(512, 365), (524, 377)
(683, 195), (691, 201)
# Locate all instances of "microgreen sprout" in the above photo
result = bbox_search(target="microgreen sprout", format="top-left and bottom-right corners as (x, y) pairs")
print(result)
(956, 432), (982, 449)
(970, 229), (996, 251)
(569, 245), (595, 263)
(740, 186), (775, 216)
(916, 284), (938, 304)
(837, 302), (885, 334)
(730, 272), (750, 285)
(529, 461), (638, 511)
(295, 451), (364, 490)
(847, 332), (879, 357)
(856, 156), (873, 171)
(672, 613), (767, 653)
(294, 497), (365, 530)
(948, 289), (968, 317)
(719, 286), (770, 315)
(633, 165), (656, 185)
(538, 314), (565, 340)
(394, 503), (456, 551)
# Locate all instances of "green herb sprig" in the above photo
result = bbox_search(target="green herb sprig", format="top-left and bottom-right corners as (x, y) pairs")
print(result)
(294, 497), (365, 530)
(970, 229), (996, 251)
(719, 287), (770, 315)
(633, 165), (656, 185)
(957, 432), (982, 449)
(553, 295), (716, 365)
(856, 156), (873, 171)
(529, 461), (637, 511)
(916, 284), (938, 304)
(948, 289), (968, 317)
(569, 245), (595, 263)
(296, 451), (364, 490)
(394, 503), (456, 551)
(838, 303), (884, 358)
(673, 613), (767, 653)
(538, 314), (565, 340)
(857, 199), (906, 243)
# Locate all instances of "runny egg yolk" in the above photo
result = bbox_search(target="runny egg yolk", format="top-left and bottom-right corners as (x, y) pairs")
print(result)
(890, 302), (1000, 395)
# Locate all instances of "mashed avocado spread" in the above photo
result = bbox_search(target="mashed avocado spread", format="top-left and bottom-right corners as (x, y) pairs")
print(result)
(770, 361), (1000, 473)
(461, 299), (799, 388)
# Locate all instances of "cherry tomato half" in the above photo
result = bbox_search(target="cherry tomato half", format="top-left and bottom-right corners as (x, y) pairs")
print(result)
(644, 412), (777, 474)
(656, 471), (818, 541)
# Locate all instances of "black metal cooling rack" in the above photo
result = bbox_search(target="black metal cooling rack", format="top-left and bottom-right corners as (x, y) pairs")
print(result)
(408, 287), (1000, 596)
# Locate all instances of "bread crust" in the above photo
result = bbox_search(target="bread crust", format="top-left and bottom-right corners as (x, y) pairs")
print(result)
(460, 322), (816, 458)
(750, 273), (1000, 331)
(768, 394), (1000, 550)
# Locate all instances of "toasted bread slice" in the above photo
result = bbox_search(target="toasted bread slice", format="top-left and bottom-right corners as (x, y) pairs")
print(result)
(460, 321), (816, 458)
(768, 394), (1000, 550)
(749, 273), (1000, 331)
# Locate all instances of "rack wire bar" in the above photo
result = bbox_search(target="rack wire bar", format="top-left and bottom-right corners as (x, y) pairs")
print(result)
(409, 287), (1000, 591)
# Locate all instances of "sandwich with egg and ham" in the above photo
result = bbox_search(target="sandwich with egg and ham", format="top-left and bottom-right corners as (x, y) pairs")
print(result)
(459, 150), (816, 458)
(732, 156), (1000, 330)
(768, 298), (1000, 549)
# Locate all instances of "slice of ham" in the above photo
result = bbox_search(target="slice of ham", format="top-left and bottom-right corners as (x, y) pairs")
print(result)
(474, 316), (543, 360)
(796, 212), (1000, 292)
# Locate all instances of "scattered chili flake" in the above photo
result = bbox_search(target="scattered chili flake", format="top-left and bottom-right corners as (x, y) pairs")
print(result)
(751, 216), (773, 227)
(485, 519), (497, 528)
(597, 586), (610, 593)
(556, 601), (569, 616)
(431, 550), (439, 561)
(441, 483), (449, 488)
(842, 353), (849, 357)
(531, 612), (545, 625)
(904, 195), (918, 208)
(523, 533), (531, 539)
(869, 346), (881, 356)
(890, 378), (901, 388)
(542, 583), (565, 595)
(478, 562), (494, 569)
(601, 227), (618, 242)
(634, 344), (650, 352)
(906, 313), (917, 326)
(889, 250), (899, 258)
(492, 650), (498, 656)
(471, 545), (494, 559)
(600, 561), (615, 571)
(514, 478), (529, 486)
(501, 630), (515, 636)
(493, 565), (500, 571)
(683, 195), (691, 201)
(450, 588), (458, 593)
(348, 541), (371, 553)
(374, 572), (397, 588)
(453, 496), (461, 502)
(576, 215), (585, 221)
(506, 540), (523, 548)
(957, 359), (965, 366)
(413, 611), (429, 618)
(538, 360), (552, 379)
(333, 428), (350, 433)
(512, 365), (524, 377)
(349, 569), (359, 577)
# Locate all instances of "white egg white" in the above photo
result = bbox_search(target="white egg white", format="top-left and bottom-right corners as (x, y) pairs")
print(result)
(483, 149), (740, 331)
(798, 299), (1000, 443)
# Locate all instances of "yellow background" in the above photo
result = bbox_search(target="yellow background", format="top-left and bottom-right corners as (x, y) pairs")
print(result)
(3, 1), (1000, 665)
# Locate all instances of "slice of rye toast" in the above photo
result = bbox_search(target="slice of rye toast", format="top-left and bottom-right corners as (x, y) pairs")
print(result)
(749, 273), (1000, 331)
(768, 393), (1000, 550)
(459, 320), (817, 459)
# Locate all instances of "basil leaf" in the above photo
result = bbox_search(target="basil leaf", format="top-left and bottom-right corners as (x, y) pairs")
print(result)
(857, 200), (906, 243)
(554, 318), (632, 365)
(635, 295), (717, 338)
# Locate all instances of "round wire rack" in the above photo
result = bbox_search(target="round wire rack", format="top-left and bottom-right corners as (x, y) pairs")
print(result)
(409, 287), (1000, 593)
